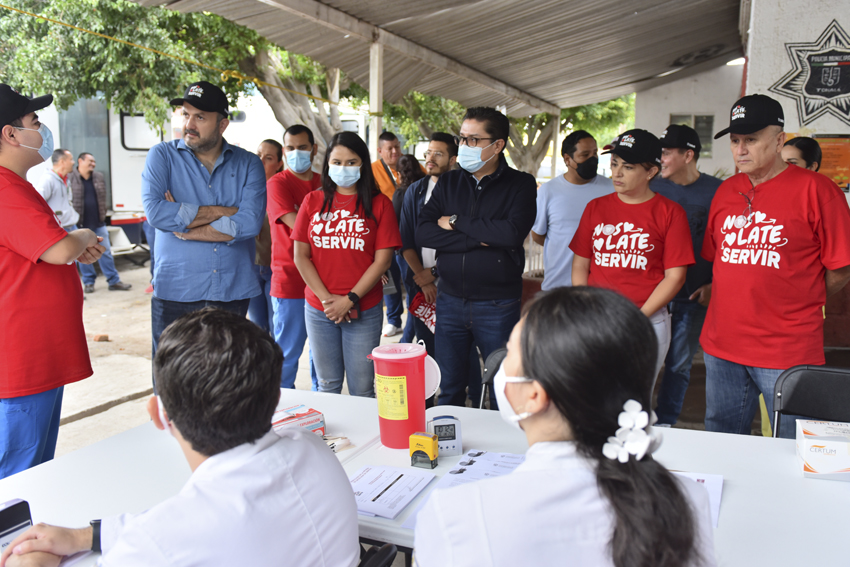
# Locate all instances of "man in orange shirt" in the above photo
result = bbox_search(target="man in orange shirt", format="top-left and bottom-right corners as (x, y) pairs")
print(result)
(371, 132), (402, 200)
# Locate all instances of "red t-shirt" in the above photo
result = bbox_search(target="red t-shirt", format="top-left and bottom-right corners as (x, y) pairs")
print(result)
(292, 191), (401, 311)
(267, 169), (321, 299)
(0, 166), (92, 398)
(700, 166), (850, 368)
(570, 192), (694, 307)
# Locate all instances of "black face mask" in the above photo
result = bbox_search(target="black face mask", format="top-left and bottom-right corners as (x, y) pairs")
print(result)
(574, 156), (599, 180)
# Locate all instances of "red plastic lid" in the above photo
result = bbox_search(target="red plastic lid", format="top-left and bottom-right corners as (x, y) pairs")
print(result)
(371, 343), (427, 360)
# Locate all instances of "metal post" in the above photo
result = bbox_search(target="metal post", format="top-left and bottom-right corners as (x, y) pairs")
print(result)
(368, 42), (384, 161)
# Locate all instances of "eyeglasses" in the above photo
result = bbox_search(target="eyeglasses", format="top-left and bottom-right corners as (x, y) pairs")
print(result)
(736, 189), (755, 227)
(453, 135), (495, 148)
(423, 150), (445, 159)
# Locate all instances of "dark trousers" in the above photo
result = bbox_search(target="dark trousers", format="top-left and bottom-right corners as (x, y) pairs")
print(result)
(151, 296), (250, 387)
(434, 291), (521, 408)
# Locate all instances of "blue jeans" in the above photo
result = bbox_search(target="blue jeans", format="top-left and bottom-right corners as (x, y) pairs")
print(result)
(78, 225), (120, 285)
(272, 297), (318, 390)
(0, 387), (64, 479)
(151, 297), (250, 360)
(305, 302), (383, 397)
(248, 265), (274, 334)
(435, 292), (521, 408)
(704, 352), (806, 439)
(655, 300), (707, 425)
(398, 256), (416, 343)
(384, 255), (404, 328)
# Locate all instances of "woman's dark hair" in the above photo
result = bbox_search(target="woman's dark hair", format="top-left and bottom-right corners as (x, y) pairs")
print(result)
(397, 154), (426, 191)
(261, 138), (283, 161)
(784, 137), (822, 171)
(320, 131), (378, 221)
(260, 139), (284, 174)
(521, 287), (700, 567)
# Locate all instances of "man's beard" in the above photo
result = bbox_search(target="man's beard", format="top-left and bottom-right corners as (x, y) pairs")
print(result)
(184, 128), (220, 153)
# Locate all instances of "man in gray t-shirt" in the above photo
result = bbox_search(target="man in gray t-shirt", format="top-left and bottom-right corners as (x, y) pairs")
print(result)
(35, 148), (78, 230)
(532, 131), (613, 290)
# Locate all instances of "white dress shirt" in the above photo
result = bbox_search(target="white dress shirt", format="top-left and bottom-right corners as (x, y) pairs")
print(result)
(414, 441), (716, 567)
(99, 428), (359, 567)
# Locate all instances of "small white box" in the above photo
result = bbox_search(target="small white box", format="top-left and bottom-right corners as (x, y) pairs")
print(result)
(796, 420), (850, 482)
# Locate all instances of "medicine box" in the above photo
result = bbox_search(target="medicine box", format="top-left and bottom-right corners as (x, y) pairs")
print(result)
(796, 420), (850, 482)
(272, 405), (325, 436)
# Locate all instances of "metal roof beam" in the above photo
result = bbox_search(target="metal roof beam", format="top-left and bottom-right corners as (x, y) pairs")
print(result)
(255, 0), (560, 115)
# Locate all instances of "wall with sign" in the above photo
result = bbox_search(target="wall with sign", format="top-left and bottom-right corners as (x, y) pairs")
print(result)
(748, 1), (850, 135)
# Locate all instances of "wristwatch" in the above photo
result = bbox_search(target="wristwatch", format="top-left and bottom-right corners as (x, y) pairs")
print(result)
(448, 214), (458, 229)
(90, 519), (102, 552)
(347, 291), (360, 304)
(430, 266), (438, 277)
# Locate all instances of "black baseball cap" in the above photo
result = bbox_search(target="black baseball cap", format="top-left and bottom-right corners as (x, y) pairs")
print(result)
(602, 129), (661, 166)
(714, 94), (784, 139)
(0, 84), (53, 128)
(169, 81), (229, 116)
(660, 124), (702, 154)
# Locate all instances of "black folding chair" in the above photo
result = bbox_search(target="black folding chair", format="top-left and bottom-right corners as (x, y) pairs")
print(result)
(358, 543), (399, 567)
(772, 365), (850, 438)
(479, 347), (508, 409)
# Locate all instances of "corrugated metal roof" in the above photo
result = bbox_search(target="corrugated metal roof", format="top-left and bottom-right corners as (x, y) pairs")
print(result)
(135, 0), (742, 116)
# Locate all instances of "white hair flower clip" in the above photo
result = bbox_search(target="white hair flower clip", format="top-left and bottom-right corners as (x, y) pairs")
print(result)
(602, 399), (663, 463)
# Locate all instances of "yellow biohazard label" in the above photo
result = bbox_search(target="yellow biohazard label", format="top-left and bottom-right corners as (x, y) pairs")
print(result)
(375, 374), (408, 420)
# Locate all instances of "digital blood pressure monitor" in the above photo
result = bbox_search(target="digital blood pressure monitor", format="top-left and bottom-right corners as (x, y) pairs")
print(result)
(428, 415), (462, 457)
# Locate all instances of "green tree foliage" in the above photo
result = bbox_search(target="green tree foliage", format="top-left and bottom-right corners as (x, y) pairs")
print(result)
(0, 0), (265, 132)
(561, 94), (635, 149)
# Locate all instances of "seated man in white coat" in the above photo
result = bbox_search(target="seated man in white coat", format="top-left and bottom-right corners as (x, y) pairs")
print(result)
(0, 308), (360, 567)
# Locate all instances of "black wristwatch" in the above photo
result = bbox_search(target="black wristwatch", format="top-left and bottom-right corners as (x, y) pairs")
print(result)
(347, 291), (360, 304)
(448, 214), (458, 229)
(430, 266), (438, 277)
(90, 519), (102, 553)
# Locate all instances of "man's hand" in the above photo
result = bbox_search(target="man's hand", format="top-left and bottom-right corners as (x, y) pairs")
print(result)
(437, 216), (453, 231)
(164, 190), (175, 203)
(76, 236), (106, 265)
(689, 283), (711, 307)
(413, 268), (436, 288)
(0, 524), (90, 567)
(322, 295), (354, 324)
(421, 283), (437, 304)
(173, 225), (232, 242)
(6, 552), (61, 567)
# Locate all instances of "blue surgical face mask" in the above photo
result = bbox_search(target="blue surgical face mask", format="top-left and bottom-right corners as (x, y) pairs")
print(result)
(286, 149), (313, 174)
(15, 123), (54, 161)
(328, 164), (361, 188)
(457, 141), (497, 173)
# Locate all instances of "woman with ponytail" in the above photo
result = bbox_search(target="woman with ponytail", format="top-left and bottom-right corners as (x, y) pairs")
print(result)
(414, 286), (715, 567)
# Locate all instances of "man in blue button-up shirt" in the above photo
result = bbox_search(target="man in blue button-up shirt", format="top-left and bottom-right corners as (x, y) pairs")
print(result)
(142, 81), (266, 357)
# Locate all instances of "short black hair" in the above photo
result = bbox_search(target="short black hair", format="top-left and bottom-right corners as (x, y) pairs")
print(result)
(784, 136), (822, 171)
(284, 124), (315, 146)
(561, 130), (595, 158)
(77, 152), (93, 162)
(261, 138), (283, 161)
(378, 131), (398, 144)
(430, 132), (458, 157)
(463, 107), (509, 143)
(51, 148), (70, 164)
(154, 308), (283, 457)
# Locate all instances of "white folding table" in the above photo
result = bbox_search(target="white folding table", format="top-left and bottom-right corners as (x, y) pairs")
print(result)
(0, 390), (845, 566)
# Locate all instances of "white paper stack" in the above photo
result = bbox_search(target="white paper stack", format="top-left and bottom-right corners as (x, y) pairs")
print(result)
(349, 466), (435, 520)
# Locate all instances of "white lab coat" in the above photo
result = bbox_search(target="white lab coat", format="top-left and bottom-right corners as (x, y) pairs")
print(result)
(414, 441), (716, 567)
(99, 428), (359, 567)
